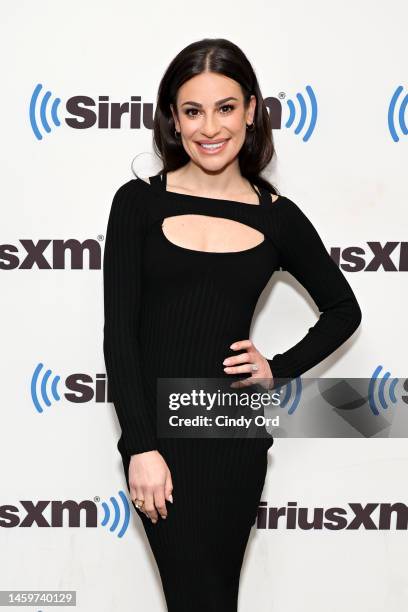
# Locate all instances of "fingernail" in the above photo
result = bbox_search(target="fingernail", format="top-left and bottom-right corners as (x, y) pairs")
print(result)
(161, 515), (167, 519)
(223, 359), (229, 365)
(230, 343), (236, 349)
(168, 494), (173, 503)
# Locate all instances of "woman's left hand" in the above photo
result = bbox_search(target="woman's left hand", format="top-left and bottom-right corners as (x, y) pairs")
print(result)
(223, 339), (274, 390)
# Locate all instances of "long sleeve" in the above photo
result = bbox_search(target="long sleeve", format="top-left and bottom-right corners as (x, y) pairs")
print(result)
(103, 180), (157, 456)
(267, 198), (362, 381)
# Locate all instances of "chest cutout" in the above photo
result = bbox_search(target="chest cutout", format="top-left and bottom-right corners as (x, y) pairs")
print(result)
(161, 214), (266, 254)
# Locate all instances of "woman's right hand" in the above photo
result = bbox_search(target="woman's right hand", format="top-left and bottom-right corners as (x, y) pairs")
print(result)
(128, 450), (173, 523)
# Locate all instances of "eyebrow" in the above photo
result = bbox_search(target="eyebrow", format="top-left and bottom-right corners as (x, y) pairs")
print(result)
(180, 96), (239, 108)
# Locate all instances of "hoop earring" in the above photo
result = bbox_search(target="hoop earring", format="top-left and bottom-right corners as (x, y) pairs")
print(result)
(174, 129), (181, 138)
(246, 121), (255, 131)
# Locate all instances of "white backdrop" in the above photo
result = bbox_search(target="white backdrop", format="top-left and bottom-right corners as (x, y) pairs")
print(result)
(1, 0), (407, 610)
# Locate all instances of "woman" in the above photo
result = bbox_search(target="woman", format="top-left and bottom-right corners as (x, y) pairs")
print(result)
(103, 38), (362, 611)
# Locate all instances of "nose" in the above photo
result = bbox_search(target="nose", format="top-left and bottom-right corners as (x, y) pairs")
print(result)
(201, 112), (221, 137)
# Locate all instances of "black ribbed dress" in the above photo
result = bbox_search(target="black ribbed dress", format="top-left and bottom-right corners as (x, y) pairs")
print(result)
(103, 171), (362, 611)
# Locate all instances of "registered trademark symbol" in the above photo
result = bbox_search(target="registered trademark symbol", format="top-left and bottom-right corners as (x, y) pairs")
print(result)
(94, 496), (100, 503)
(97, 234), (104, 241)
(278, 92), (286, 100)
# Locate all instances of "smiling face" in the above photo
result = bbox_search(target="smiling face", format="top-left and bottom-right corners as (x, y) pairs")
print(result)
(170, 71), (256, 171)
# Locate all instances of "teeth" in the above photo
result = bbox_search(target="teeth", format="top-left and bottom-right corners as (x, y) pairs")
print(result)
(200, 141), (226, 149)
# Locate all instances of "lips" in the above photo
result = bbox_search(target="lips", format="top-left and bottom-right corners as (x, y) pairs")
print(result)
(195, 139), (229, 153)
(197, 139), (228, 145)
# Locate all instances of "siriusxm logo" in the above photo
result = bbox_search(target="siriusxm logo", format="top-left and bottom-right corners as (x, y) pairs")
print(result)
(0, 492), (130, 537)
(31, 364), (110, 412)
(29, 82), (318, 142)
(0, 238), (102, 270)
(280, 85), (317, 142)
(275, 377), (303, 415)
(388, 85), (408, 142)
(257, 501), (408, 530)
(369, 365), (402, 416)
(329, 242), (408, 272)
(29, 83), (155, 141)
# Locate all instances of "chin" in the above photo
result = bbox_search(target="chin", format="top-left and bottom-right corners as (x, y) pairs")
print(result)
(197, 159), (236, 174)
(191, 150), (239, 168)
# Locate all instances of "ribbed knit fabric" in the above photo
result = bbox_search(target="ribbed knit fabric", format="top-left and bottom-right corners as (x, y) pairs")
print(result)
(103, 171), (362, 610)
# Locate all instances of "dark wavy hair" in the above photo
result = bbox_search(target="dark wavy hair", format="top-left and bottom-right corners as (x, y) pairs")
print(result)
(145, 37), (279, 195)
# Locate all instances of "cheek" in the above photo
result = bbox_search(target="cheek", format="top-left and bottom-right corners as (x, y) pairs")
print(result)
(228, 115), (246, 134)
(179, 119), (197, 138)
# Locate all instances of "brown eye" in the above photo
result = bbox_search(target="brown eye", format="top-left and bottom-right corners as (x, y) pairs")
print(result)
(219, 104), (234, 113)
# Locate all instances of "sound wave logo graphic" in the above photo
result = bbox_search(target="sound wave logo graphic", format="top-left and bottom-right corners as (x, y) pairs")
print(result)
(29, 83), (62, 141)
(285, 85), (318, 142)
(100, 490), (130, 538)
(368, 365), (399, 415)
(387, 85), (408, 142)
(31, 362), (61, 413)
(277, 377), (303, 414)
